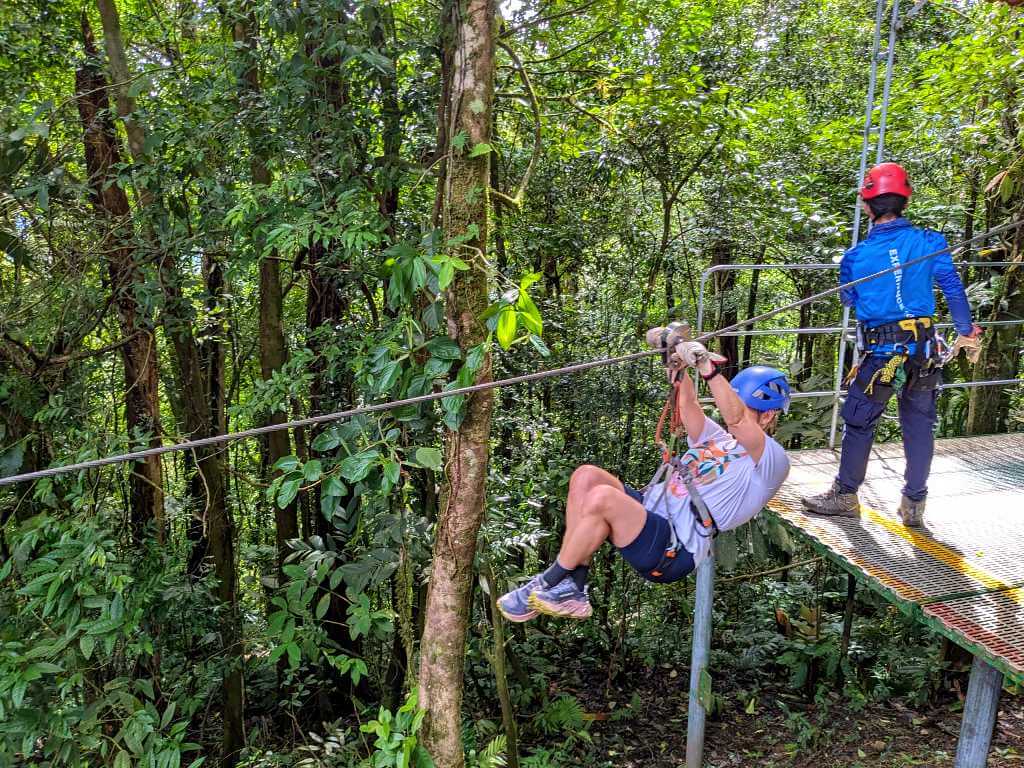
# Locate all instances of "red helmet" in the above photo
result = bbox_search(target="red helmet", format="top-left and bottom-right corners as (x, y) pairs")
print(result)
(860, 162), (912, 200)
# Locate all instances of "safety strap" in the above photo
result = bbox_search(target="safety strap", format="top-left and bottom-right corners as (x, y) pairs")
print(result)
(654, 376), (685, 460)
(645, 384), (720, 573)
(682, 471), (718, 539)
(856, 318), (944, 394)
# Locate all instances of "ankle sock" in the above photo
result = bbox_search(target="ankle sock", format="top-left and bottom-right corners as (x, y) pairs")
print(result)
(542, 561), (571, 588)
(541, 561), (589, 590)
(569, 565), (589, 591)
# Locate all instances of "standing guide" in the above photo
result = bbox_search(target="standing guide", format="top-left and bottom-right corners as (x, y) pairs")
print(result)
(803, 162), (983, 526)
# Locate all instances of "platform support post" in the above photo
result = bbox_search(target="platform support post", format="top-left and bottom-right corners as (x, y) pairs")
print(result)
(955, 655), (1003, 768)
(840, 574), (856, 659)
(686, 550), (716, 768)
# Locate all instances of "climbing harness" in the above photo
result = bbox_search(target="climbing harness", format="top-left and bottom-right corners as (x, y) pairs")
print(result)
(642, 373), (719, 579)
(849, 317), (943, 398)
(0, 219), (1022, 490)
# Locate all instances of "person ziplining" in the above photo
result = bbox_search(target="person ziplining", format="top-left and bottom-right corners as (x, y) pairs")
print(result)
(802, 162), (984, 527)
(498, 331), (792, 621)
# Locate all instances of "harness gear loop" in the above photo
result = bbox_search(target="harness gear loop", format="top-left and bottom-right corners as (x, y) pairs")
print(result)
(865, 352), (907, 395)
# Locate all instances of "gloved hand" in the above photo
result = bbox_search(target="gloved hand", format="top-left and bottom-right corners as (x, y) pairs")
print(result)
(645, 322), (691, 351)
(949, 331), (983, 364)
(647, 322), (693, 382)
(675, 340), (727, 378)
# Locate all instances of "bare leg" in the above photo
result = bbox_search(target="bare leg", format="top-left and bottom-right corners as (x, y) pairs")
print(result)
(498, 467), (645, 622)
(557, 484), (647, 569)
(562, 465), (628, 565)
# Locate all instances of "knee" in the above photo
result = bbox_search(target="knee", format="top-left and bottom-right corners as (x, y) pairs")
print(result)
(570, 464), (603, 492)
(842, 391), (883, 431)
(582, 485), (622, 516)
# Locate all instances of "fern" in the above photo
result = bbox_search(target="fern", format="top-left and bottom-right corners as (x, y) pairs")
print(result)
(533, 694), (584, 735)
(470, 734), (507, 768)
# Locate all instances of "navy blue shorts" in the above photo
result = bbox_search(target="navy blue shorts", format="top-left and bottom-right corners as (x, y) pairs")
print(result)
(618, 485), (696, 584)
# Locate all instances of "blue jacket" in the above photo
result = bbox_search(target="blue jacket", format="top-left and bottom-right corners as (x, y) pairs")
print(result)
(840, 218), (973, 335)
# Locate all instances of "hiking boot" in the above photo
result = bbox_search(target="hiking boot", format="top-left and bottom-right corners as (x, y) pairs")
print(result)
(497, 574), (544, 623)
(528, 578), (593, 620)
(898, 496), (925, 528)
(802, 481), (860, 518)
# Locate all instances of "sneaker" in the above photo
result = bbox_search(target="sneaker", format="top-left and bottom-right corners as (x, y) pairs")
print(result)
(898, 495), (925, 528)
(527, 578), (593, 620)
(802, 481), (860, 518)
(497, 574), (544, 622)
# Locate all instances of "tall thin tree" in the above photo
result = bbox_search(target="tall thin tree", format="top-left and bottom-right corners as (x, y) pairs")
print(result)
(418, 1), (496, 765)
(75, 13), (164, 543)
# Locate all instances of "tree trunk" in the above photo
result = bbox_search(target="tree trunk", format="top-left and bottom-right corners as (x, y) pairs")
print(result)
(710, 240), (739, 378)
(230, 8), (297, 575)
(798, 299), (814, 383)
(483, 566), (520, 768)
(369, 2), (402, 239)
(967, 256), (1024, 434)
(418, 2), (496, 765)
(87, 5), (243, 757)
(967, 81), (1023, 434)
(75, 14), (164, 543)
(95, 0), (148, 172)
(741, 246), (765, 366)
(161, 269), (244, 762)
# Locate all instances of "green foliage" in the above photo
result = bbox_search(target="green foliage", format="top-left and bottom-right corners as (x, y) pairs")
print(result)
(466, 735), (507, 768)
(2, 0), (1022, 764)
(0, 515), (210, 766)
(359, 689), (434, 768)
(531, 695), (584, 736)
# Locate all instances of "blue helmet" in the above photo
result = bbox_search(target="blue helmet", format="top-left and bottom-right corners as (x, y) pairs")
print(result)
(731, 366), (791, 413)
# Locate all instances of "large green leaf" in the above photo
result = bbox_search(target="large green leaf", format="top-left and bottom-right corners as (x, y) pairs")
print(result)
(340, 450), (379, 482)
(496, 307), (517, 349)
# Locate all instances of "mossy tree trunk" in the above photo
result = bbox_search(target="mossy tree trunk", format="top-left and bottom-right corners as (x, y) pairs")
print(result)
(91, 2), (244, 758)
(228, 5), (298, 577)
(76, 14), (164, 544)
(417, 1), (496, 765)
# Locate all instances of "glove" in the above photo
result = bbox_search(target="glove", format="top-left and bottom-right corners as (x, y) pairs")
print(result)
(949, 333), (983, 364)
(647, 322), (693, 381)
(675, 340), (727, 379)
(645, 322), (691, 351)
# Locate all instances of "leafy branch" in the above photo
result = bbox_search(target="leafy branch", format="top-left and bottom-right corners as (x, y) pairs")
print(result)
(492, 41), (542, 210)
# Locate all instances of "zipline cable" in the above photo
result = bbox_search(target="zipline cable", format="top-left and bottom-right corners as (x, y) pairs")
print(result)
(2, 217), (1022, 488)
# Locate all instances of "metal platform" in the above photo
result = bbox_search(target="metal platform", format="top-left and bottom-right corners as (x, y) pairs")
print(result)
(766, 431), (1024, 684)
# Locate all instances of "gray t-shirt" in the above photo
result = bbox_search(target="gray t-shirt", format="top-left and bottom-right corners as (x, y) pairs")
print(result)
(642, 417), (790, 565)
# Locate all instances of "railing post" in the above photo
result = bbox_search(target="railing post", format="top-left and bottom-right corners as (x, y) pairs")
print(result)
(829, 305), (852, 449)
(686, 549), (716, 768)
(955, 655), (1003, 768)
(829, 0), (887, 448)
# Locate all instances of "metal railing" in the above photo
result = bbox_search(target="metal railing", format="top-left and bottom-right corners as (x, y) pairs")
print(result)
(694, 261), (1024, 447)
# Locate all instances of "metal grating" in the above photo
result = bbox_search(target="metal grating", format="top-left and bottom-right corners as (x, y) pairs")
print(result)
(766, 432), (1024, 682)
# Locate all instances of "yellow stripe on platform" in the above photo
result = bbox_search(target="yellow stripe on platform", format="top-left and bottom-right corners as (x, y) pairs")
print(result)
(859, 505), (1024, 608)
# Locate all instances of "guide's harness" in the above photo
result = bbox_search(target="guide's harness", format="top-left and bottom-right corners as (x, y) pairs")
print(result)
(847, 317), (946, 399)
(640, 372), (719, 580)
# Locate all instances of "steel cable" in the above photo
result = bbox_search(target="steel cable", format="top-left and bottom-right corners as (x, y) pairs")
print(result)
(1, 217), (1021, 488)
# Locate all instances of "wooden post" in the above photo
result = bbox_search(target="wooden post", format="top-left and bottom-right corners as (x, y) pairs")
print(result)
(686, 550), (715, 768)
(955, 655), (1003, 768)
